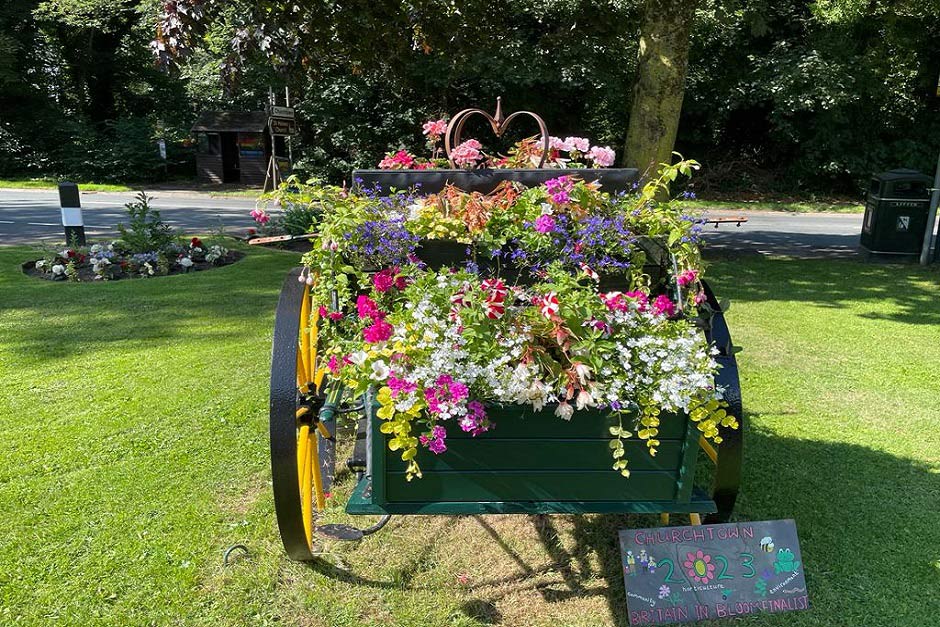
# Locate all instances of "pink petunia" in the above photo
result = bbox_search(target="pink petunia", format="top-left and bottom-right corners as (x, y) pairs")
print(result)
(534, 214), (556, 233)
(356, 295), (384, 320)
(651, 294), (676, 317)
(363, 319), (393, 343)
(677, 269), (699, 287)
(373, 268), (396, 292)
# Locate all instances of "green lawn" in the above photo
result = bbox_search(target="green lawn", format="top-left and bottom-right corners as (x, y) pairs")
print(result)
(0, 246), (938, 626)
(0, 178), (137, 192)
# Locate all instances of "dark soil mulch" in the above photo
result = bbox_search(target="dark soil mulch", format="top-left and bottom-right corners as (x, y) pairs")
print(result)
(21, 251), (245, 282)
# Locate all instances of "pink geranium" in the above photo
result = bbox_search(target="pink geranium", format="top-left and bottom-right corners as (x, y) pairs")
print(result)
(452, 139), (483, 168)
(378, 150), (416, 169)
(422, 119), (448, 137)
(373, 267), (396, 292)
(565, 137), (590, 152)
(588, 146), (616, 167)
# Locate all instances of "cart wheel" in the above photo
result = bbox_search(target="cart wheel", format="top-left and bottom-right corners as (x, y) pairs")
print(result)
(700, 280), (744, 524)
(270, 267), (335, 561)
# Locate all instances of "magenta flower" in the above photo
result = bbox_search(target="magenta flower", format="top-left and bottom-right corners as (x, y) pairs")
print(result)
(378, 150), (417, 169)
(587, 145), (616, 167)
(327, 355), (340, 375)
(373, 268), (396, 292)
(422, 119), (448, 137)
(545, 176), (574, 205)
(420, 425), (448, 454)
(677, 269), (698, 287)
(363, 319), (393, 343)
(388, 375), (417, 397)
(356, 295), (383, 320)
(318, 305), (343, 321)
(651, 294), (676, 317)
(459, 399), (491, 435)
(534, 214), (556, 233)
(249, 208), (270, 225)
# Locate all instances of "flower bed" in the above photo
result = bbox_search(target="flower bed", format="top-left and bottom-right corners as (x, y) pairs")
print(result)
(23, 238), (242, 282)
(23, 193), (242, 282)
(288, 153), (738, 481)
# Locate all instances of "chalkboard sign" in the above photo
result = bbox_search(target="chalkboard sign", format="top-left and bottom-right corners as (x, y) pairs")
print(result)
(618, 520), (809, 625)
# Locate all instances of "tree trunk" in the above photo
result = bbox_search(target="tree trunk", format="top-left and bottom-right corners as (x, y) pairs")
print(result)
(623, 0), (698, 176)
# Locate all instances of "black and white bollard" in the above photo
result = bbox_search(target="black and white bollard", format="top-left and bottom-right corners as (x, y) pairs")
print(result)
(58, 181), (85, 246)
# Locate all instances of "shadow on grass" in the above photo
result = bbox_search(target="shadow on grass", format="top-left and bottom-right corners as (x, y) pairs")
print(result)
(0, 247), (299, 363)
(458, 430), (939, 625)
(707, 256), (940, 326)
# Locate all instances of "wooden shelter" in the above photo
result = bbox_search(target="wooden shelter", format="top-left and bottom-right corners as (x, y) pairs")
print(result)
(192, 111), (282, 186)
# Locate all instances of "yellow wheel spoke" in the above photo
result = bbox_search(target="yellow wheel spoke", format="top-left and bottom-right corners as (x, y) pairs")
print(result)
(301, 430), (313, 547)
(698, 436), (718, 464)
(299, 284), (312, 386)
(310, 430), (326, 513)
(297, 424), (310, 487)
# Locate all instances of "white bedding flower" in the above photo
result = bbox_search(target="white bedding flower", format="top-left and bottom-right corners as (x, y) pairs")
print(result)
(51, 264), (65, 276)
(179, 257), (194, 268)
(371, 359), (390, 381)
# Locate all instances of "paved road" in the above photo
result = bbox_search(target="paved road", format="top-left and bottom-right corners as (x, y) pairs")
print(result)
(1, 187), (921, 259)
(0, 188), (257, 246)
(699, 210), (866, 258)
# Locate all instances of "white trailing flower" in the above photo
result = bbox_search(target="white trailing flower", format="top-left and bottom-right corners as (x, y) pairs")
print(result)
(555, 402), (574, 421)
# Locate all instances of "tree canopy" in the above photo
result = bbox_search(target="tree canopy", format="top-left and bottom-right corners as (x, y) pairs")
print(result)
(2, 0), (938, 194)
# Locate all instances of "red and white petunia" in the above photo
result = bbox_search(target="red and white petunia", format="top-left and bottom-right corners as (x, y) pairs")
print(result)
(532, 292), (560, 319)
(480, 278), (508, 302)
(483, 301), (505, 319)
(579, 263), (599, 282)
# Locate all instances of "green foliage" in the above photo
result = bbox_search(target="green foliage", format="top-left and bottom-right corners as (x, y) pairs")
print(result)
(116, 192), (178, 253)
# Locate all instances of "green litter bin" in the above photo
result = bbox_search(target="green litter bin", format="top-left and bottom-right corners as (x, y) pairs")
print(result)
(861, 169), (932, 255)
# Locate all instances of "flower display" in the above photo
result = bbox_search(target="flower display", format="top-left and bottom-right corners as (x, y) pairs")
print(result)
(376, 118), (616, 170)
(298, 158), (736, 479)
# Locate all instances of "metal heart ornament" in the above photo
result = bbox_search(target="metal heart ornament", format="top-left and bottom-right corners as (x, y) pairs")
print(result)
(444, 97), (551, 169)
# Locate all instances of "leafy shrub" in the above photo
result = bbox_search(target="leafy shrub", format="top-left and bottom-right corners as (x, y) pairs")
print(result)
(116, 192), (177, 253)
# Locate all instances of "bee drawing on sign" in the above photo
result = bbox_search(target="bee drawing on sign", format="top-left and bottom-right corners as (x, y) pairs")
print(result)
(760, 536), (774, 553)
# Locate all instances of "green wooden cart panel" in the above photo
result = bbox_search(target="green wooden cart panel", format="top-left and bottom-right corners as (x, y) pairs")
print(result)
(385, 439), (685, 473)
(385, 469), (679, 502)
(346, 477), (718, 515)
(351, 396), (710, 516)
(445, 406), (688, 440)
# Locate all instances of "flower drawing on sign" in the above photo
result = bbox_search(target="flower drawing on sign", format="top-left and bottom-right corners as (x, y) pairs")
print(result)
(658, 585), (671, 599)
(684, 550), (716, 584)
